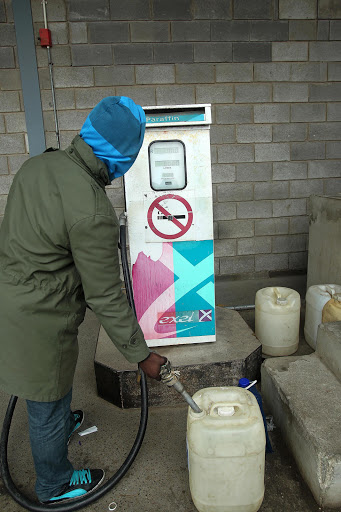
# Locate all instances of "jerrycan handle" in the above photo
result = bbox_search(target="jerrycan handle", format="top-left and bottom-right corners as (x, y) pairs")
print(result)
(325, 285), (335, 297)
(274, 287), (288, 306)
(209, 403), (241, 417)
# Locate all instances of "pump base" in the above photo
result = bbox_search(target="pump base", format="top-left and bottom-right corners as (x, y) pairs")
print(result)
(94, 307), (262, 408)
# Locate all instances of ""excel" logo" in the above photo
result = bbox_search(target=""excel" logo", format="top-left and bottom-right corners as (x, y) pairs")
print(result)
(157, 310), (212, 324)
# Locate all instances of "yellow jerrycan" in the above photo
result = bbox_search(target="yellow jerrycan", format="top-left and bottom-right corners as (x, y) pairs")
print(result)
(322, 293), (341, 323)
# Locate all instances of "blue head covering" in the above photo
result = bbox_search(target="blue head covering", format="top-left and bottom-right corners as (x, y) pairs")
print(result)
(80, 96), (146, 181)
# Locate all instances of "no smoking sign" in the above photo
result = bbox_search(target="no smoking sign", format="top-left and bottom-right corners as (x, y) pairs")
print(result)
(147, 194), (194, 240)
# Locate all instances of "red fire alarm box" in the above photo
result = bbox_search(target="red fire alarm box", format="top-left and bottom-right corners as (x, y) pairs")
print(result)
(39, 28), (52, 47)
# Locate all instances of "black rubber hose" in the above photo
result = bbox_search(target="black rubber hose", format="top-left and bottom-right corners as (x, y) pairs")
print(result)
(119, 221), (136, 315)
(0, 220), (149, 511)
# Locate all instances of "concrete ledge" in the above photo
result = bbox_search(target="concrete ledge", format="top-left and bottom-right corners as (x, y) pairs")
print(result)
(316, 321), (341, 382)
(307, 195), (341, 288)
(262, 354), (341, 508)
(95, 307), (261, 408)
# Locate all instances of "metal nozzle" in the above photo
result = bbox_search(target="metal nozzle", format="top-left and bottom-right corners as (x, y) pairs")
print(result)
(159, 360), (202, 413)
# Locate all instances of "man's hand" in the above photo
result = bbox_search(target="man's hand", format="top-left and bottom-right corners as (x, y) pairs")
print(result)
(138, 352), (167, 381)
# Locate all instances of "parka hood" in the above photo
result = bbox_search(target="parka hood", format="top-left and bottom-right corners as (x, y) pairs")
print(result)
(79, 96), (146, 182)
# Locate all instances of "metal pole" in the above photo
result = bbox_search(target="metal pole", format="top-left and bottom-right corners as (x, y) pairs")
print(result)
(12, 0), (46, 156)
(41, 0), (60, 149)
(218, 304), (255, 311)
(47, 47), (60, 149)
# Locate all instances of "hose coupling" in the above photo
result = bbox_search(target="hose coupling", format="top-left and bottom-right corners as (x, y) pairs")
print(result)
(159, 359), (202, 414)
(159, 359), (180, 387)
(119, 212), (127, 226)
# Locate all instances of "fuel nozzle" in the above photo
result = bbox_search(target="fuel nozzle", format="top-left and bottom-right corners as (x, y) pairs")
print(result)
(159, 359), (202, 413)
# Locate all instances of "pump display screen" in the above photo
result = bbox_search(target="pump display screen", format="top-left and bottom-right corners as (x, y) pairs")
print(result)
(149, 140), (186, 191)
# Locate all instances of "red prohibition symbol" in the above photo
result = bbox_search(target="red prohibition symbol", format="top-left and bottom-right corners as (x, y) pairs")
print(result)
(147, 194), (193, 240)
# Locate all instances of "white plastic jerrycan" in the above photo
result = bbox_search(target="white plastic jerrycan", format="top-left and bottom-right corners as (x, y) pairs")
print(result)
(187, 387), (265, 512)
(304, 284), (341, 349)
(255, 287), (300, 356)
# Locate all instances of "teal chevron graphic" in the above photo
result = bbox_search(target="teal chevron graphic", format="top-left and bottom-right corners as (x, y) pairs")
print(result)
(173, 240), (215, 337)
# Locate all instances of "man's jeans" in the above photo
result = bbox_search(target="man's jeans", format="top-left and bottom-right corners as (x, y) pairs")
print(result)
(26, 388), (75, 501)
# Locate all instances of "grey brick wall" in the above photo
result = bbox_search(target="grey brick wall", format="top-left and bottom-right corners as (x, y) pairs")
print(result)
(0, 0), (340, 276)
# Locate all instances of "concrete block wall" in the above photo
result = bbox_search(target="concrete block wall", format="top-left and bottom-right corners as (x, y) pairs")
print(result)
(0, 0), (340, 277)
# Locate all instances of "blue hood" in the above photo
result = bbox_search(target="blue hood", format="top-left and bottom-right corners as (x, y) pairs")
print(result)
(80, 96), (146, 181)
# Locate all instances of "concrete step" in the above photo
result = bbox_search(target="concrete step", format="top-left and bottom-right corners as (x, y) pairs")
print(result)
(94, 306), (261, 408)
(261, 321), (341, 508)
(317, 321), (341, 382)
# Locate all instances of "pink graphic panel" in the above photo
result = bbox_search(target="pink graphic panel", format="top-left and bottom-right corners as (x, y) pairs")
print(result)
(132, 243), (176, 340)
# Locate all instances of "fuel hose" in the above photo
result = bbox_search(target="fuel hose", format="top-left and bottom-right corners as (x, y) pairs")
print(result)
(0, 214), (148, 511)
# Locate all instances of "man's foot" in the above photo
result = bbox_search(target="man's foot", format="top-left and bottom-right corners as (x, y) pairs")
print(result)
(41, 469), (105, 504)
(68, 410), (84, 444)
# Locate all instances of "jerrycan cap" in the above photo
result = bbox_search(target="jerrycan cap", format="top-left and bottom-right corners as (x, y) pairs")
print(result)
(217, 406), (235, 417)
(239, 378), (250, 388)
(239, 378), (257, 390)
(276, 297), (288, 305)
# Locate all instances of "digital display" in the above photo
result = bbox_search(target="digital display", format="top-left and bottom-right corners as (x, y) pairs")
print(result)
(153, 147), (179, 154)
(155, 160), (180, 167)
(149, 140), (186, 191)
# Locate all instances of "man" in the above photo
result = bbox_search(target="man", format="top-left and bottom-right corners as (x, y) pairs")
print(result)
(0, 96), (166, 504)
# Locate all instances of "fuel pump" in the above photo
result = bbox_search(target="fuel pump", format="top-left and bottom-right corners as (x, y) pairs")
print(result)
(124, 104), (216, 348)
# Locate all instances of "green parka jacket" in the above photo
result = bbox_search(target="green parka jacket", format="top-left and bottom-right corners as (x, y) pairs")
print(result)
(0, 135), (150, 401)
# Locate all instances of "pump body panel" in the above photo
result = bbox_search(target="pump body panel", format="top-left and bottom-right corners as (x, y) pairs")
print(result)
(124, 105), (215, 347)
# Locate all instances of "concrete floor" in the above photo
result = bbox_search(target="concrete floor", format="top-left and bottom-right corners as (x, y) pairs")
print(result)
(1, 273), (340, 512)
